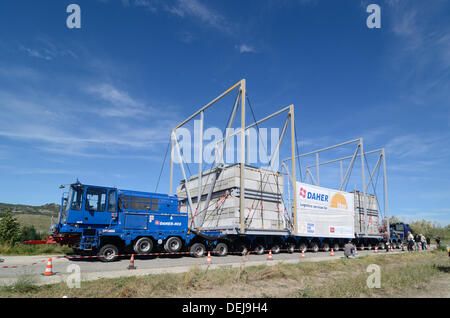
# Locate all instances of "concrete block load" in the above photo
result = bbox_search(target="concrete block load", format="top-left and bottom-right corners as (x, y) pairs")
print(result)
(176, 164), (287, 232)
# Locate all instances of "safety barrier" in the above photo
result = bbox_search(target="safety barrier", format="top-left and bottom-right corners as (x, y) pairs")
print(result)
(0, 244), (410, 269)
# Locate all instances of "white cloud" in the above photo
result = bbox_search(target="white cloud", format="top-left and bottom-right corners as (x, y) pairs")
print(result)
(236, 44), (255, 54)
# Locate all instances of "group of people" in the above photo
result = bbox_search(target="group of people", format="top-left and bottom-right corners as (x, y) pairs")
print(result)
(406, 232), (436, 251)
(342, 231), (439, 258)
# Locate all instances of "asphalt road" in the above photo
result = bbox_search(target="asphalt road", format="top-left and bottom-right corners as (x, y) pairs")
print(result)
(0, 248), (409, 286)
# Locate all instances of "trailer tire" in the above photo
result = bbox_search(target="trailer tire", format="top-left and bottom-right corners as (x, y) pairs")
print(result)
(190, 243), (205, 258)
(98, 244), (119, 262)
(236, 243), (249, 256)
(271, 245), (281, 254)
(299, 242), (307, 253)
(379, 242), (386, 250)
(253, 244), (265, 255)
(333, 243), (340, 251)
(164, 237), (182, 253)
(134, 237), (153, 254)
(287, 243), (296, 253)
(366, 243), (372, 250)
(213, 243), (228, 256)
(310, 242), (319, 253)
(322, 243), (330, 252)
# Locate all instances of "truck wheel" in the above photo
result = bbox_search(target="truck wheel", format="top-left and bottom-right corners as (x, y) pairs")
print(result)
(333, 243), (340, 251)
(310, 242), (319, 253)
(359, 244), (365, 250)
(379, 242), (386, 250)
(164, 237), (182, 253)
(213, 243), (228, 256)
(190, 243), (205, 258)
(134, 237), (153, 254)
(322, 243), (330, 252)
(98, 244), (119, 262)
(253, 244), (265, 255)
(366, 243), (372, 250)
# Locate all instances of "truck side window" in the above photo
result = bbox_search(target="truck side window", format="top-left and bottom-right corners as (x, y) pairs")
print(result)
(86, 188), (107, 212)
(108, 190), (117, 213)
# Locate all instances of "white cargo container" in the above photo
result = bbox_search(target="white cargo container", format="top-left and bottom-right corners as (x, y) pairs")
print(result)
(176, 164), (286, 231)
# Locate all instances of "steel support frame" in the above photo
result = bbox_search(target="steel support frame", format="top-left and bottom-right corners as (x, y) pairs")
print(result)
(284, 140), (390, 237)
(169, 79), (298, 234)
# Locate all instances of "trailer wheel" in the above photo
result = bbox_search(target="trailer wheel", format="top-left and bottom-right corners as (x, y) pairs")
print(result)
(287, 243), (296, 253)
(213, 243), (228, 257)
(253, 244), (265, 255)
(134, 237), (153, 254)
(164, 237), (182, 253)
(366, 243), (372, 250)
(333, 243), (340, 251)
(298, 242), (307, 252)
(379, 242), (386, 250)
(322, 243), (330, 252)
(270, 245), (281, 254)
(236, 243), (249, 256)
(190, 243), (205, 258)
(98, 244), (119, 262)
(310, 242), (319, 253)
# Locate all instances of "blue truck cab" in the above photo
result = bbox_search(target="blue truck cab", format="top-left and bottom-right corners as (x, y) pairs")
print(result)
(50, 181), (204, 261)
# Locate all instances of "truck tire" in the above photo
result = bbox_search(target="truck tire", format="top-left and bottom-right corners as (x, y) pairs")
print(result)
(322, 243), (330, 252)
(190, 243), (205, 258)
(310, 242), (319, 253)
(333, 243), (340, 251)
(213, 243), (228, 256)
(253, 244), (265, 255)
(98, 244), (119, 262)
(366, 243), (372, 250)
(134, 237), (153, 254)
(164, 237), (182, 253)
(379, 242), (386, 250)
(236, 243), (249, 256)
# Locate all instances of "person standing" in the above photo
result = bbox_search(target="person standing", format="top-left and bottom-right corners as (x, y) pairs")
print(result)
(382, 231), (390, 252)
(420, 234), (427, 250)
(407, 231), (414, 252)
(435, 236), (441, 248)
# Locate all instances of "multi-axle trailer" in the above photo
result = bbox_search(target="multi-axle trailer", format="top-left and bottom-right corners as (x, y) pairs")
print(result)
(47, 79), (409, 261)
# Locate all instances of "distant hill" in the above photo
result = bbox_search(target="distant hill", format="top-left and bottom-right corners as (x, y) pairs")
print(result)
(0, 202), (60, 217)
(0, 202), (61, 233)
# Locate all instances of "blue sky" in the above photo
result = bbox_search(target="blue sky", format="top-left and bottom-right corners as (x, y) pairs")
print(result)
(0, 0), (449, 225)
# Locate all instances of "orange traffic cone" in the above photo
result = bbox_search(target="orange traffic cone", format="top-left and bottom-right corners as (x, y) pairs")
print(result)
(206, 251), (212, 264)
(267, 250), (273, 260)
(301, 249), (305, 258)
(43, 258), (55, 276)
(374, 246), (378, 254)
(390, 245), (394, 252)
(330, 248), (334, 256)
(355, 247), (358, 255)
(127, 254), (136, 270)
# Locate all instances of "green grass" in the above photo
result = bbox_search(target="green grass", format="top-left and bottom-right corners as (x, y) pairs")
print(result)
(0, 250), (447, 298)
(0, 243), (73, 256)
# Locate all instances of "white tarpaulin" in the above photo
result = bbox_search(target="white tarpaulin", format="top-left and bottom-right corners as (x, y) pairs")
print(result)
(295, 182), (355, 238)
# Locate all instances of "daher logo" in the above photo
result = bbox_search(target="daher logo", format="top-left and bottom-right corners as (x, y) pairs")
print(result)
(300, 188), (307, 198)
(300, 187), (328, 202)
(330, 193), (348, 210)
